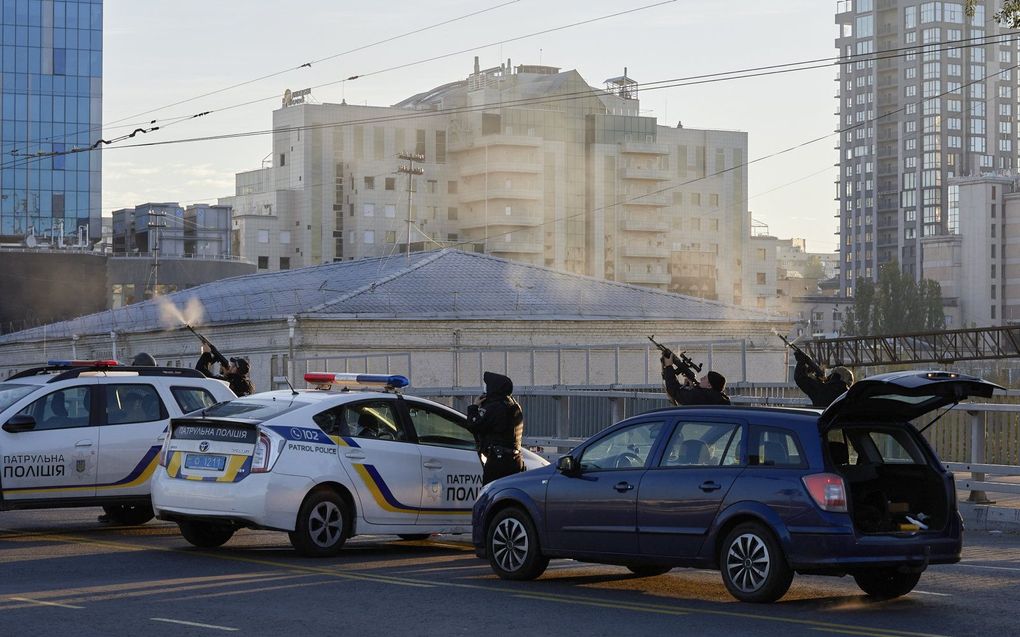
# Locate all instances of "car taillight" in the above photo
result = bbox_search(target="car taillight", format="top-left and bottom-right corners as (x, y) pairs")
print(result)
(802, 473), (848, 513)
(251, 433), (273, 473)
(158, 434), (171, 468)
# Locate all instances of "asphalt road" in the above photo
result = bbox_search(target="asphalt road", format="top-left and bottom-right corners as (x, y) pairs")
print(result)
(0, 509), (1017, 637)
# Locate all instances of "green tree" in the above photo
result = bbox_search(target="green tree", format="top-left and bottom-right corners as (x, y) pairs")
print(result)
(841, 264), (946, 336)
(966, 0), (1020, 28)
(923, 279), (947, 331)
(876, 262), (908, 333)
(803, 255), (826, 280)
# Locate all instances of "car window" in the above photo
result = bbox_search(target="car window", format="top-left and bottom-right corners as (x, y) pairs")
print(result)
(172, 386), (219, 414)
(406, 404), (474, 450)
(867, 430), (926, 464)
(338, 401), (406, 442)
(580, 421), (663, 471)
(19, 386), (93, 430)
(201, 398), (310, 422)
(0, 383), (36, 413)
(105, 384), (166, 425)
(826, 429), (861, 466)
(661, 421), (742, 468)
(749, 426), (805, 468)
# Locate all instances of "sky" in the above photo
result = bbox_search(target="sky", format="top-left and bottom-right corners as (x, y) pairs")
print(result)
(102, 0), (838, 252)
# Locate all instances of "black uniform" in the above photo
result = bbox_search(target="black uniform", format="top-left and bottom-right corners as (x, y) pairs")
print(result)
(465, 372), (525, 485)
(794, 353), (847, 407)
(196, 352), (255, 397)
(662, 365), (730, 406)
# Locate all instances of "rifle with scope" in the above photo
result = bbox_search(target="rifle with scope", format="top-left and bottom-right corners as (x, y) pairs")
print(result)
(648, 335), (703, 385)
(775, 332), (826, 378)
(186, 324), (230, 369)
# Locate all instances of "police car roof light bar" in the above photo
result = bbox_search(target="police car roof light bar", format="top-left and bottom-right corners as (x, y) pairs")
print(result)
(46, 359), (119, 368)
(304, 372), (410, 390)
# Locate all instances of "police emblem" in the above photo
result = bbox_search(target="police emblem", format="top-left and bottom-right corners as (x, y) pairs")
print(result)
(199, 441), (210, 452)
(76, 458), (87, 473)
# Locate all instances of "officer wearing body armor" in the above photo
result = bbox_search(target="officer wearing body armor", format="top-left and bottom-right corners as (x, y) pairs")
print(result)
(196, 343), (255, 397)
(661, 353), (731, 406)
(465, 371), (525, 485)
(794, 350), (854, 407)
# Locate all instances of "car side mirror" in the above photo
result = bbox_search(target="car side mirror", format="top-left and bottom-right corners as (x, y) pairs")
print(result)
(3, 415), (37, 433)
(557, 455), (579, 475)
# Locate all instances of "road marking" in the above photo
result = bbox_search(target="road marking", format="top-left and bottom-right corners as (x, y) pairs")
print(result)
(910, 590), (951, 597)
(9, 597), (83, 609)
(956, 563), (1020, 573)
(810, 628), (929, 637)
(151, 618), (239, 632)
(513, 592), (687, 616)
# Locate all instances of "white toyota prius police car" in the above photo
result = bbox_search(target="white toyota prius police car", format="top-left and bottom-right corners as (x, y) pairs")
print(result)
(152, 373), (547, 556)
(0, 360), (237, 524)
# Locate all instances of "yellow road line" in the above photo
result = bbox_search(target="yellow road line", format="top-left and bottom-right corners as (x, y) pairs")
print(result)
(8, 597), (83, 610)
(165, 579), (335, 602)
(513, 592), (688, 616)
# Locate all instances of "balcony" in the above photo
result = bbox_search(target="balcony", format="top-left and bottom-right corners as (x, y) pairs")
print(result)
(621, 193), (670, 207)
(449, 134), (543, 154)
(459, 162), (543, 178)
(622, 244), (669, 258)
(458, 187), (543, 204)
(620, 166), (673, 181)
(621, 218), (670, 233)
(459, 211), (544, 230)
(621, 271), (671, 285)
(620, 141), (670, 155)
(489, 241), (545, 255)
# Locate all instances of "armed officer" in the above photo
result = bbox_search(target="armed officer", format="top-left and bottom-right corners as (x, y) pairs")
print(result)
(196, 343), (255, 397)
(794, 350), (854, 407)
(465, 371), (525, 485)
(661, 352), (731, 406)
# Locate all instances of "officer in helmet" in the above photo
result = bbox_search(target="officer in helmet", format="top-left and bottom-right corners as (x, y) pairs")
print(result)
(465, 371), (525, 485)
(131, 352), (157, 366)
(196, 343), (255, 397)
(794, 350), (854, 407)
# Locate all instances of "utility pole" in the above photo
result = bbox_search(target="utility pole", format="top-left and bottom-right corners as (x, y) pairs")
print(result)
(146, 210), (168, 298)
(397, 152), (425, 261)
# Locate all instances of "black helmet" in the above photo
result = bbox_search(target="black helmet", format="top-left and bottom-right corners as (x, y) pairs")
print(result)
(230, 357), (251, 376)
(131, 352), (157, 366)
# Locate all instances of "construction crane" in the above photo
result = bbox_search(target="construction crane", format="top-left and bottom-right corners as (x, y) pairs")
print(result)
(801, 325), (1020, 368)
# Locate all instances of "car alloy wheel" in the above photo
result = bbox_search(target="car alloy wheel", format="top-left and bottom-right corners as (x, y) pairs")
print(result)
(289, 489), (350, 557)
(726, 532), (771, 593)
(492, 516), (529, 573)
(308, 500), (344, 548)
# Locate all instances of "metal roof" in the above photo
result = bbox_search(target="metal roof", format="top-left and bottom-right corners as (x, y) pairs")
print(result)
(0, 249), (785, 343)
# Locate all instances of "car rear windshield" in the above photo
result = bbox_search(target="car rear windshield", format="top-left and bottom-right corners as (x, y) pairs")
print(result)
(0, 383), (38, 413)
(198, 398), (311, 423)
(828, 426), (927, 465)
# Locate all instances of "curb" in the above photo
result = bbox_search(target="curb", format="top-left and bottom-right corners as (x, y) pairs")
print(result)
(960, 502), (1020, 531)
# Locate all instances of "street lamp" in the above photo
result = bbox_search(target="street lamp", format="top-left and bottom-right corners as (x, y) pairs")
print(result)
(71, 334), (79, 359)
(287, 316), (297, 384)
(109, 331), (118, 361)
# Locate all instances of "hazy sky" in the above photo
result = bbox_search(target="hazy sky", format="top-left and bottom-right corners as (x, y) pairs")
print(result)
(103, 0), (837, 252)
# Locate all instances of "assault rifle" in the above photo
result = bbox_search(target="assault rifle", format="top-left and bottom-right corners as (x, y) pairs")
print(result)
(775, 331), (825, 378)
(648, 335), (703, 384)
(186, 325), (230, 368)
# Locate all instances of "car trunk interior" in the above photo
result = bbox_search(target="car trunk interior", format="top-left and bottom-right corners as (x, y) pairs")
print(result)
(827, 425), (949, 535)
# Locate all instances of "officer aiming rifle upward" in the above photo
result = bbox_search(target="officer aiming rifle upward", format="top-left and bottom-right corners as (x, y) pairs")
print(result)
(189, 325), (255, 397)
(775, 331), (854, 407)
(650, 336), (730, 406)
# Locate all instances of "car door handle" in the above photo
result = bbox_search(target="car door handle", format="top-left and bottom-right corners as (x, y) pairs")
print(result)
(423, 461), (443, 470)
(157, 433), (166, 442)
(344, 451), (366, 460)
(614, 481), (634, 492)
(75, 440), (93, 448)
(700, 481), (722, 492)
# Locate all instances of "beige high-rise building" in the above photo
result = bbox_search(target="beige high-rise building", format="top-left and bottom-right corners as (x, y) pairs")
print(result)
(222, 59), (751, 304)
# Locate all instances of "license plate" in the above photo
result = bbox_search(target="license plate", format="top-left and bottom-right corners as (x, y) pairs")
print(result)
(185, 454), (226, 471)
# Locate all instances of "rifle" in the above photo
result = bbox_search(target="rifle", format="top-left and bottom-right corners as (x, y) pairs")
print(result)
(186, 325), (230, 368)
(776, 332), (825, 377)
(648, 336), (703, 384)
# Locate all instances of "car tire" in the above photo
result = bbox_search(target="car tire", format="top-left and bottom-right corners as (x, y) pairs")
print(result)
(487, 507), (549, 581)
(853, 569), (922, 599)
(101, 504), (155, 526)
(626, 564), (672, 577)
(719, 522), (793, 603)
(178, 521), (235, 548)
(289, 489), (350, 557)
(397, 534), (432, 541)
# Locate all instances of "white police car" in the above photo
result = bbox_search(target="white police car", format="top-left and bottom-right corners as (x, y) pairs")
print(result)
(151, 372), (547, 556)
(0, 360), (236, 524)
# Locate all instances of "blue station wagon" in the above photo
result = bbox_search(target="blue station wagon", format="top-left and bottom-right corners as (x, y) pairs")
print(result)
(472, 371), (1000, 602)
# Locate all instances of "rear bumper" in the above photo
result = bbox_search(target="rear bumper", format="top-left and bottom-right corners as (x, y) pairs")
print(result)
(151, 467), (313, 532)
(788, 524), (962, 572)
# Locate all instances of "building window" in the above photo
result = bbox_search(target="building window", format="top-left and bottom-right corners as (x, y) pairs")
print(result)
(257, 256), (269, 269)
(257, 230), (270, 244)
(448, 181), (458, 194)
(756, 272), (766, 285)
(364, 176), (375, 190)
(280, 257), (290, 270)
(364, 230), (375, 244)
(385, 177), (396, 190)
(384, 204), (396, 218)
(385, 230), (397, 244)
(505, 206), (512, 216)
(991, 305), (997, 319)
(709, 193), (719, 207)
(363, 203), (375, 217)
(280, 231), (291, 244)
(279, 153), (286, 167)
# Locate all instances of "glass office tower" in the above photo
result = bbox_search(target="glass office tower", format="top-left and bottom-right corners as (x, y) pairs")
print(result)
(1, 0), (101, 244)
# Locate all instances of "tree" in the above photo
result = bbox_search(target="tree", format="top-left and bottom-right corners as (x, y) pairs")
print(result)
(839, 262), (946, 336)
(803, 255), (826, 280)
(966, 0), (1020, 28)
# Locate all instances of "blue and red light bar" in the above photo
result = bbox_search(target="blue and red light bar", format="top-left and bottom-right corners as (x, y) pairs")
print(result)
(47, 359), (119, 368)
(304, 372), (409, 389)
